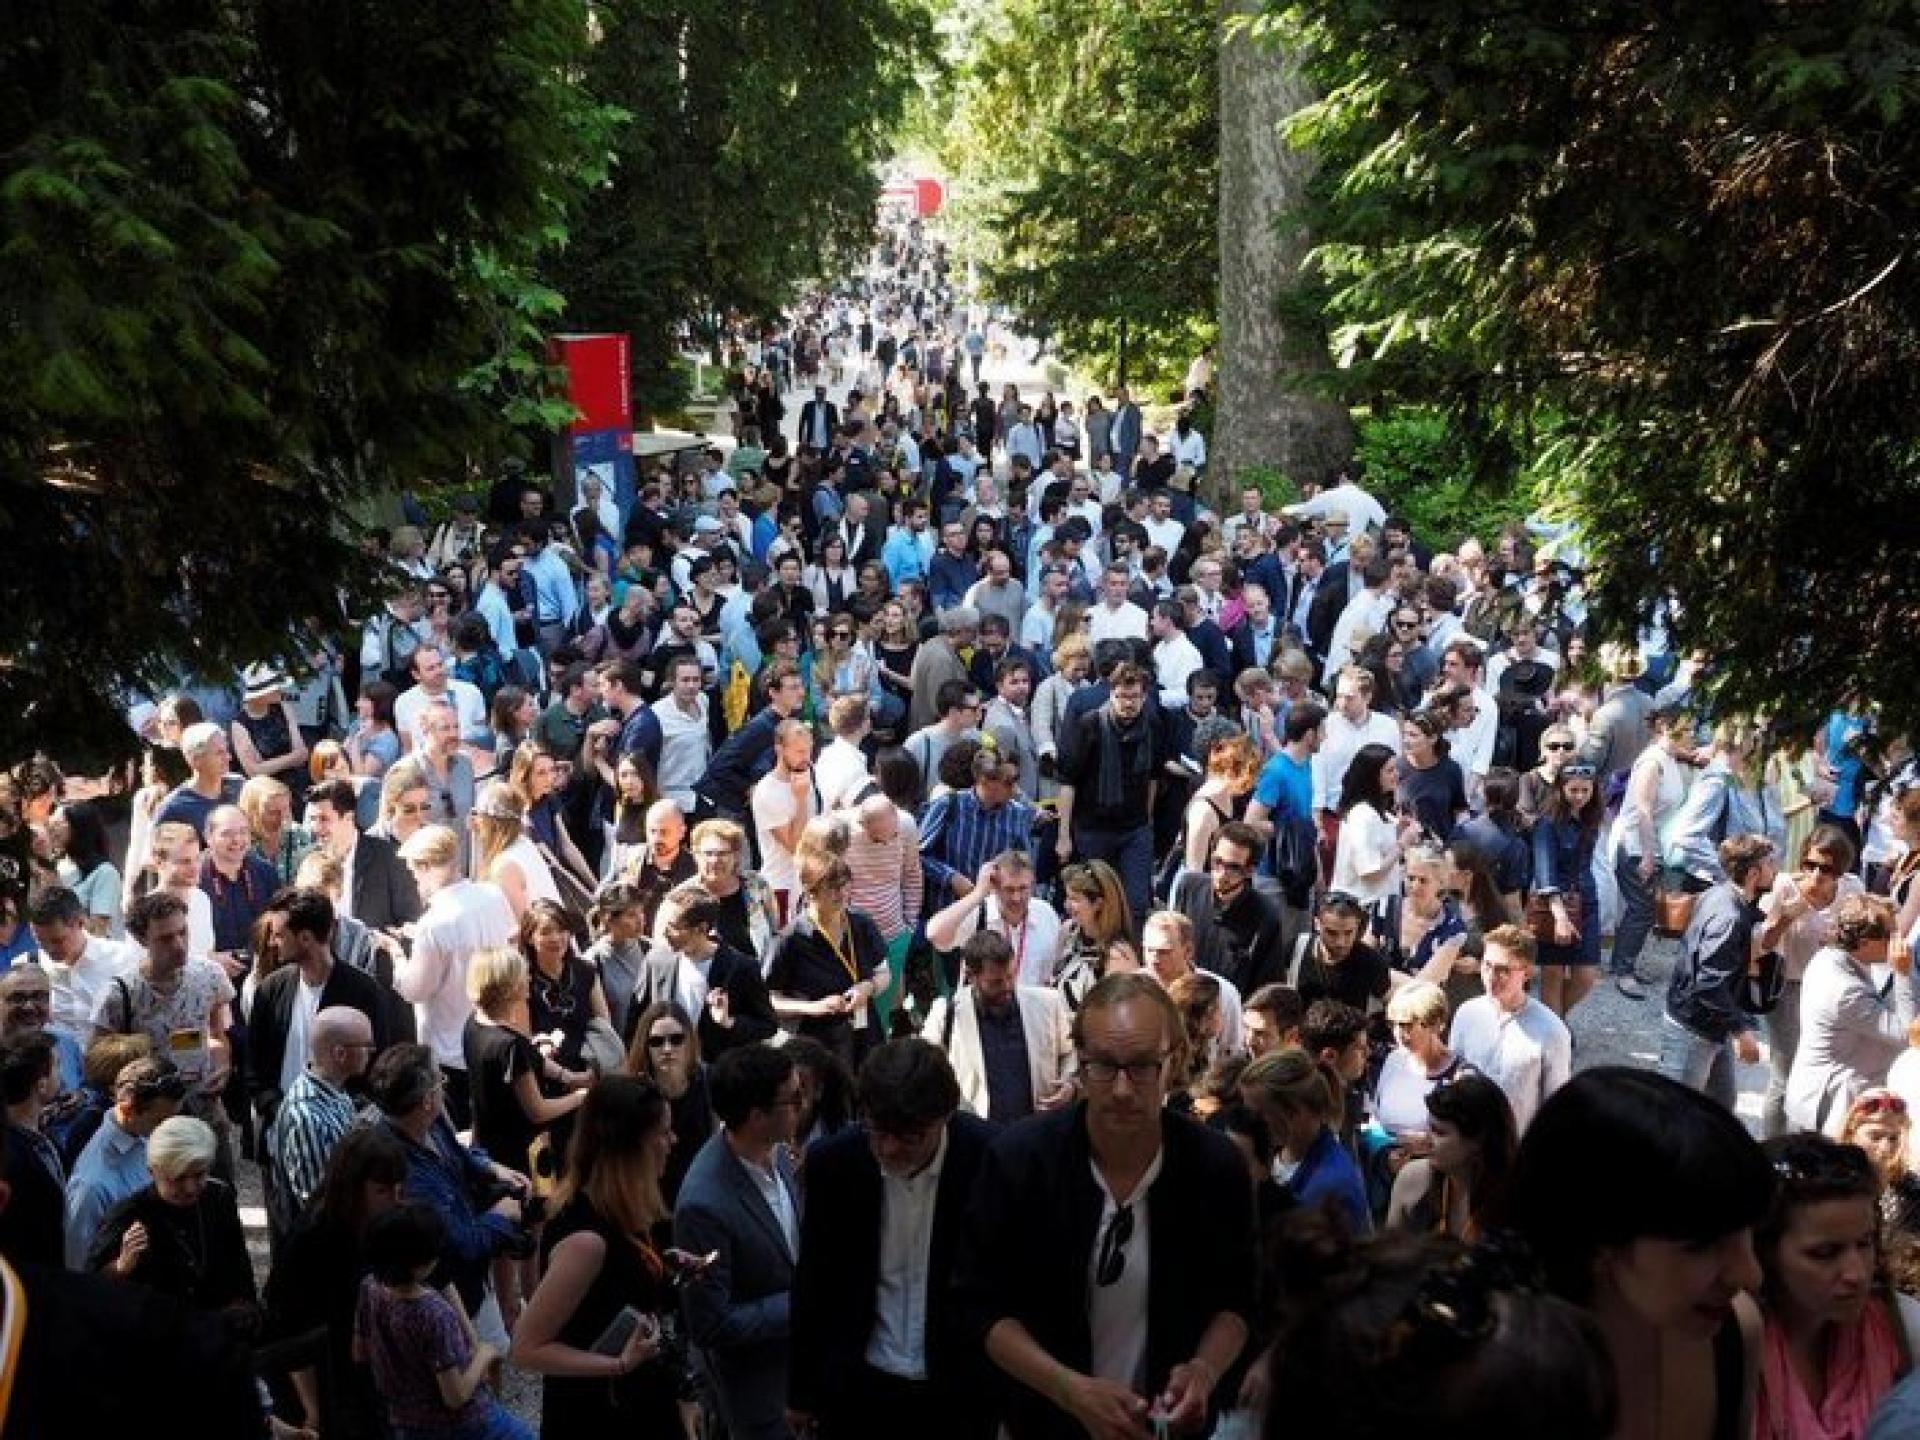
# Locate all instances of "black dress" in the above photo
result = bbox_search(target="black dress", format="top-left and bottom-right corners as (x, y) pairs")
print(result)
(86, 1181), (258, 1326)
(662, 1066), (714, 1208)
(264, 1209), (382, 1440)
(537, 1196), (681, 1439)
(463, 1018), (543, 1176)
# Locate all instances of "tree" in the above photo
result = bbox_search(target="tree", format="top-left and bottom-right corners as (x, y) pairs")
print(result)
(1278, 0), (1920, 731)
(0, 0), (610, 757)
(553, 0), (931, 418)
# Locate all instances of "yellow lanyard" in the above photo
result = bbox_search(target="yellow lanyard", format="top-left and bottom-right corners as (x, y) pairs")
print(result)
(820, 917), (859, 985)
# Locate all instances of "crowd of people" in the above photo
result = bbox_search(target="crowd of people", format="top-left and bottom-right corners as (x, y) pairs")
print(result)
(5, 215), (1920, 1438)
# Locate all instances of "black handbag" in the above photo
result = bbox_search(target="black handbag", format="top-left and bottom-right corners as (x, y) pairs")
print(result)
(1740, 950), (1786, 1016)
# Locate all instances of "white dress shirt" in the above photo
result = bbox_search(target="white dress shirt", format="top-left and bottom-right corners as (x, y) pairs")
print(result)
(865, 1131), (949, 1380)
(1089, 601), (1149, 645)
(1449, 995), (1571, 1133)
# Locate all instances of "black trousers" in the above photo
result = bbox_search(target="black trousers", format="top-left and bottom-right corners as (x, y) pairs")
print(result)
(822, 1366), (978, 1440)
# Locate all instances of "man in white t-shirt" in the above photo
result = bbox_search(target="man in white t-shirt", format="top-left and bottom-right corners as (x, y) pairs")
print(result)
(816, 696), (875, 812)
(923, 851), (1063, 988)
(1142, 492), (1186, 557)
(1449, 926), (1570, 1133)
(393, 644), (488, 751)
(751, 719), (821, 924)
(1311, 667), (1403, 815)
(650, 654), (715, 811)
(1149, 602), (1206, 710)
(1088, 563), (1150, 645)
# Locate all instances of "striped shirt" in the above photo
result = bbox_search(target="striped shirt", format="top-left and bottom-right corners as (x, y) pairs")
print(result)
(847, 813), (924, 942)
(919, 791), (1035, 898)
(271, 1069), (357, 1213)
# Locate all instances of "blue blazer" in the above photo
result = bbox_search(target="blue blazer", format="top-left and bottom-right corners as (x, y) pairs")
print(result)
(674, 1130), (801, 1440)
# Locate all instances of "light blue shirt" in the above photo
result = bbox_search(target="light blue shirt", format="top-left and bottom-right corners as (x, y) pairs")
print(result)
(883, 528), (934, 589)
(474, 583), (518, 658)
(525, 547), (580, 627)
(65, 1113), (149, 1270)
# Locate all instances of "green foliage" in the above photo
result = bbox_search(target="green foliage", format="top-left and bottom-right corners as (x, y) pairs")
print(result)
(1354, 410), (1532, 551)
(942, 0), (1218, 388)
(1276, 0), (1920, 731)
(0, 0), (606, 755)
(552, 0), (933, 420)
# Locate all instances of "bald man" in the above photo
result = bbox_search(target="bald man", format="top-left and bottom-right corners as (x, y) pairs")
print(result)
(622, 799), (697, 937)
(847, 795), (925, 977)
(269, 1004), (376, 1219)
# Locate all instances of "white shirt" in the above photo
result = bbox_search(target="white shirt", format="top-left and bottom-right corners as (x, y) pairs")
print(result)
(43, 935), (136, 1041)
(752, 769), (818, 896)
(1172, 430), (1207, 469)
(395, 679), (489, 750)
(650, 694), (714, 808)
(1444, 684), (1500, 780)
(674, 949), (713, 1022)
(1311, 709), (1403, 814)
(1449, 995), (1571, 1133)
(1088, 1147), (1164, 1392)
(865, 1130), (949, 1380)
(815, 737), (872, 813)
(1089, 601), (1149, 645)
(1142, 517), (1186, 556)
(1285, 482), (1388, 536)
(949, 896), (1064, 989)
(742, 1151), (798, 1259)
(280, 977), (325, 1095)
(1327, 589), (1394, 670)
(1331, 802), (1402, 902)
(1153, 634), (1205, 709)
(395, 880), (516, 1069)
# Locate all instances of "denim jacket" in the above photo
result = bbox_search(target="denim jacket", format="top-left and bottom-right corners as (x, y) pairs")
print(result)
(1664, 762), (1773, 884)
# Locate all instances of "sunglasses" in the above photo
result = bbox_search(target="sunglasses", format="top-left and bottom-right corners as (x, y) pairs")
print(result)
(648, 1033), (688, 1050)
(1543, 741), (1575, 752)
(1803, 859), (1842, 877)
(1856, 1092), (1908, 1118)
(1561, 764), (1598, 779)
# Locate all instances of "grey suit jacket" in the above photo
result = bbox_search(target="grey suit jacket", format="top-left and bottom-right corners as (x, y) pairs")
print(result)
(1786, 945), (1920, 1133)
(674, 1131), (800, 1440)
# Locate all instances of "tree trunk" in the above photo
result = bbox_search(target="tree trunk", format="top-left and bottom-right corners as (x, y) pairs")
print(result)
(1215, 0), (1354, 501)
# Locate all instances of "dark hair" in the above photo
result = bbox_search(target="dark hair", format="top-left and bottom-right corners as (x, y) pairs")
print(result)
(709, 1043), (796, 1130)
(1755, 1134), (1880, 1303)
(144, 745), (193, 792)
(1426, 1074), (1520, 1234)
(872, 748), (921, 811)
(1339, 744), (1398, 817)
(1285, 701), (1329, 744)
(1264, 1216), (1616, 1440)
(1502, 1068), (1776, 1304)
(264, 887), (334, 943)
(26, 887), (83, 929)
(624, 1000), (702, 1077)
(315, 1125), (410, 1236)
(1801, 823), (1858, 876)
(1480, 768), (1522, 826)
(1245, 983), (1304, 1036)
(365, 1201), (449, 1285)
(1302, 999), (1367, 1058)
(935, 678), (976, 718)
(961, 929), (1015, 975)
(307, 779), (358, 818)
(859, 1040), (961, 1134)
(126, 890), (189, 941)
(367, 1043), (442, 1118)
(55, 802), (111, 877)
(938, 739), (985, 794)
(0, 1033), (53, 1106)
(781, 1036), (857, 1137)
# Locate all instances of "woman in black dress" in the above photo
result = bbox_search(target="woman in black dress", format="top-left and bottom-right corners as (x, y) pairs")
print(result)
(520, 899), (611, 1077)
(766, 852), (886, 1071)
(622, 1001), (713, 1207)
(512, 1076), (688, 1439)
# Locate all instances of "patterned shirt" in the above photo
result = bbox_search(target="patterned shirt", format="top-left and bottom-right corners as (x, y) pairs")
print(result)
(270, 1070), (357, 1213)
(918, 790), (1035, 898)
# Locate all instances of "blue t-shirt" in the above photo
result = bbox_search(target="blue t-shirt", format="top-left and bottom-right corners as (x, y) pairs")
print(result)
(1825, 712), (1871, 819)
(1253, 751), (1313, 823)
(1287, 1126), (1372, 1235)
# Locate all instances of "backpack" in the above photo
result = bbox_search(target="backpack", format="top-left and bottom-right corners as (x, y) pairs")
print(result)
(375, 614), (422, 690)
(1268, 813), (1320, 910)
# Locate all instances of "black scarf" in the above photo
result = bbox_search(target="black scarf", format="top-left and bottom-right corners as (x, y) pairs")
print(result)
(1095, 706), (1151, 810)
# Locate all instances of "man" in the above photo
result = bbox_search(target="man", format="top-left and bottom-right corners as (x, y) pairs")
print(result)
(1244, 703), (1325, 912)
(921, 751), (1036, 902)
(1448, 925), (1571, 1132)
(414, 702), (477, 859)
(1149, 601), (1205, 710)
(817, 697), (876, 812)
(846, 796), (925, 983)
(791, 1040), (997, 1440)
(0, 1033), (67, 1267)
(200, 804), (278, 984)
(675, 1043), (803, 1440)
(1660, 835), (1791, 1111)
(1108, 387), (1143, 477)
(925, 851), (1063, 989)
(1437, 638), (1499, 803)
(1056, 663), (1163, 924)
(1310, 668), (1401, 818)
(1282, 891), (1392, 1013)
(94, 892), (233, 1130)
(28, 888), (132, 1047)
(751, 719), (820, 924)
(520, 522), (581, 653)
(1221, 487), (1274, 551)
(651, 655), (714, 811)
(800, 384), (840, 452)
(1241, 983), (1303, 1058)
(699, 662), (806, 825)
(922, 931), (1074, 1124)
(267, 1005), (376, 1222)
(532, 661), (603, 765)
(1283, 470), (1388, 536)
(964, 551), (1026, 635)
(151, 723), (243, 838)
(1579, 642), (1655, 789)
(474, 544), (530, 662)
(834, 490), (878, 570)
(394, 825), (515, 1127)
(393, 644), (488, 752)
(1141, 491), (1185, 557)
(1169, 824), (1293, 996)
(969, 379), (998, 449)
(1324, 554), (1395, 672)
(305, 779), (421, 930)
(64, 1056), (186, 1270)
(1020, 566), (1071, 653)
(636, 882), (777, 1055)
(955, 973), (1253, 1440)
(883, 501), (936, 591)
(907, 609), (980, 734)
(1005, 406), (1045, 471)
(620, 799), (698, 937)
(929, 522), (981, 614)
(1226, 583), (1283, 674)
(246, 888), (387, 1129)
(982, 657), (1041, 800)
(1141, 912), (1245, 1058)
(1088, 563), (1150, 646)
(359, 586), (429, 691)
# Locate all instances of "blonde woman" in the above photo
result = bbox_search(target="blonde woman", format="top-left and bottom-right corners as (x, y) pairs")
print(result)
(469, 782), (559, 920)
(507, 744), (595, 897)
(371, 758), (434, 848)
(1053, 860), (1134, 1009)
(1182, 733), (1260, 875)
(1030, 634), (1091, 801)
(236, 775), (312, 887)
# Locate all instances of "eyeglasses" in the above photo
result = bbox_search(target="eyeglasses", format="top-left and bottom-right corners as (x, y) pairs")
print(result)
(1080, 1053), (1168, 1088)
(648, 1033), (688, 1050)
(1804, 858), (1842, 877)
(1542, 741), (1575, 752)
(395, 801), (433, 816)
(832, 630), (853, 641)
(1096, 1204), (1134, 1287)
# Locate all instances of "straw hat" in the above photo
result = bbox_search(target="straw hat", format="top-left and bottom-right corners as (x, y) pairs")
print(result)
(241, 664), (289, 703)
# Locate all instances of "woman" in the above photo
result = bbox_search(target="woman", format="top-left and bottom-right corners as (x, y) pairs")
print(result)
(1332, 743), (1420, 904)
(1838, 1090), (1920, 1246)
(1396, 708), (1470, 843)
(1884, 790), (1920, 939)
(508, 744), (596, 898)
(803, 534), (857, 616)
(1750, 1133), (1920, 1438)
(584, 884), (648, 1041)
(471, 781), (560, 920)
(871, 600), (920, 716)
(1506, 1067), (1776, 1440)
(237, 775), (312, 888)
(51, 800), (123, 938)
(1532, 761), (1607, 1019)
(1371, 980), (1472, 1145)
(520, 899), (613, 1077)
(1356, 632), (1412, 719)
(488, 687), (538, 778)
(344, 680), (403, 780)
(1054, 860), (1135, 1011)
(122, 745), (191, 913)
(780, 1035), (858, 1157)
(810, 613), (886, 721)
(601, 752), (656, 884)
(89, 1116), (257, 1332)
(1371, 845), (1474, 1005)
(1240, 1047), (1370, 1235)
(1181, 733), (1260, 875)
(623, 1002), (712, 1206)
(1451, 766), (1531, 912)
(232, 668), (311, 800)
(372, 758), (434, 849)
(513, 1076), (683, 1437)
(1763, 826), (1866, 1138)
(265, 1126), (410, 1440)
(1518, 723), (1579, 828)
(1667, 718), (1778, 886)
(1787, 895), (1914, 1136)
(766, 852), (887, 1070)
(687, 819), (778, 962)
(1612, 711), (1700, 999)
(1032, 635), (1090, 800)
(1167, 973), (1225, 1108)
(1386, 1073), (1518, 1242)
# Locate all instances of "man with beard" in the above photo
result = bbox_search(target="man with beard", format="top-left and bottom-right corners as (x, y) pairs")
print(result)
(1169, 823), (1294, 994)
(1055, 663), (1164, 925)
(266, 1005), (377, 1219)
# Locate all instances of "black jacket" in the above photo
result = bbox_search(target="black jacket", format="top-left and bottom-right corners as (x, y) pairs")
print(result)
(347, 832), (422, 932)
(790, 1115), (996, 1428)
(632, 944), (778, 1055)
(246, 959), (390, 1121)
(1305, 561), (1351, 661)
(953, 1105), (1256, 1440)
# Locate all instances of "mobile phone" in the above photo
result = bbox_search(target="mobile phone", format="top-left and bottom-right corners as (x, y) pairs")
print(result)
(592, 1305), (647, 1356)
